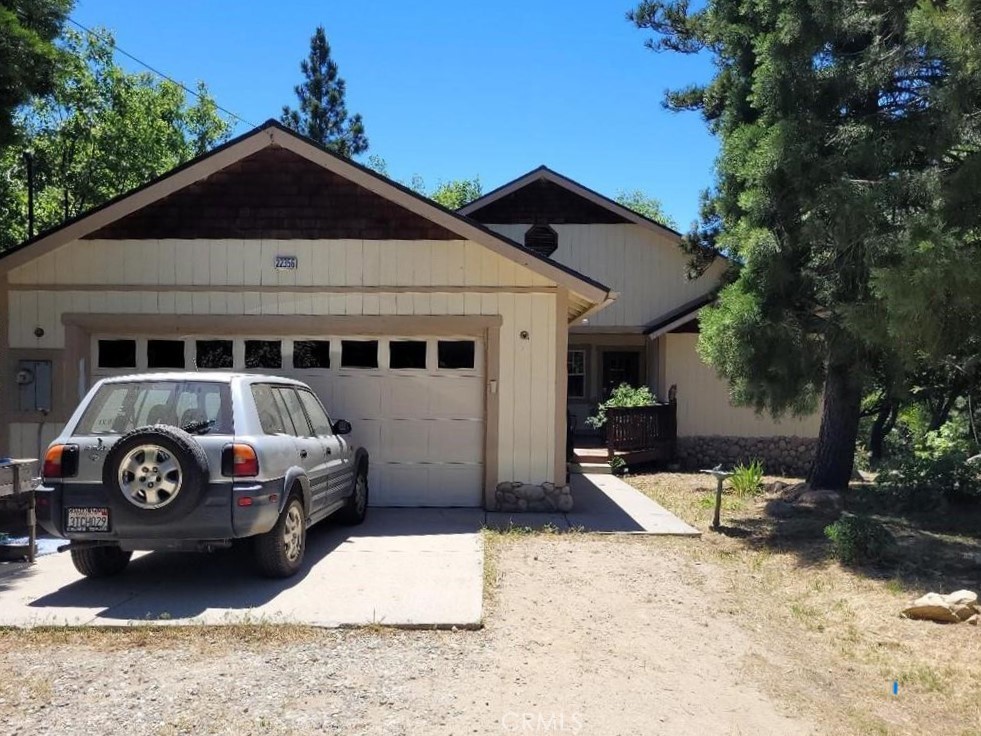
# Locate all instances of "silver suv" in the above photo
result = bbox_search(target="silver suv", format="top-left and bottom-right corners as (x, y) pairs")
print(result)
(37, 372), (369, 578)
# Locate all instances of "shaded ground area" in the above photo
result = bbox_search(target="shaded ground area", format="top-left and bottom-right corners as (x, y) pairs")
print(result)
(628, 471), (981, 736)
(0, 535), (815, 736)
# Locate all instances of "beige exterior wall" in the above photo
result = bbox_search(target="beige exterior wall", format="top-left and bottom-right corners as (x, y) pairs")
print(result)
(662, 333), (821, 438)
(4, 238), (561, 490)
(486, 223), (725, 328)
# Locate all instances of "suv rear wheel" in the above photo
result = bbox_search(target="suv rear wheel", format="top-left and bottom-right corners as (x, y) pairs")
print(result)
(253, 494), (306, 578)
(70, 545), (133, 578)
(338, 470), (368, 526)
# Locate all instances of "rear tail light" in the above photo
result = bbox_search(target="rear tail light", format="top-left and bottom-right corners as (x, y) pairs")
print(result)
(221, 444), (259, 477)
(42, 444), (79, 479)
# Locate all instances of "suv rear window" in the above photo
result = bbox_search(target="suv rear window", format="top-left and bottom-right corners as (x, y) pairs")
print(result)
(76, 381), (233, 435)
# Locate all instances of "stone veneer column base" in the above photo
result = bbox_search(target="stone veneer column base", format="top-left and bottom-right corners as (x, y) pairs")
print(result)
(676, 436), (817, 477)
(495, 482), (573, 512)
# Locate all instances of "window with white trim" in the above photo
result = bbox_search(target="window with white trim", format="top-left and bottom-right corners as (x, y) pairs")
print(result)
(567, 349), (586, 399)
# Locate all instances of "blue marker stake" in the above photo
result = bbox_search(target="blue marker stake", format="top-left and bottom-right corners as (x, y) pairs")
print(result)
(893, 680), (898, 695)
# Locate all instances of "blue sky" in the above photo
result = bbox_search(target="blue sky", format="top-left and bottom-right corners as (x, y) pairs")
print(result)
(73, 0), (718, 227)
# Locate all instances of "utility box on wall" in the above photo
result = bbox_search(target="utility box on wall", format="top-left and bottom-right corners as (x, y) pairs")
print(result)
(16, 360), (52, 413)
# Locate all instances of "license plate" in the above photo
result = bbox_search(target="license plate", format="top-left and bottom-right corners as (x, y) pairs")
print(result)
(65, 507), (110, 533)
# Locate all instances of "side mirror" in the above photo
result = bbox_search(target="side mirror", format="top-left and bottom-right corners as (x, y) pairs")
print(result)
(332, 419), (352, 435)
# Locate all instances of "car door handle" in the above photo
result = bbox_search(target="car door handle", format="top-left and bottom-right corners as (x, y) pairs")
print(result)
(299, 449), (308, 459)
(325, 447), (332, 456)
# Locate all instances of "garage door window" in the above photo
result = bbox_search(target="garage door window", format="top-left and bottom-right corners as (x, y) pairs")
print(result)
(341, 340), (378, 369)
(98, 339), (136, 369)
(389, 340), (427, 369)
(147, 340), (185, 369)
(245, 340), (282, 369)
(293, 340), (330, 369)
(196, 340), (233, 369)
(437, 340), (475, 369)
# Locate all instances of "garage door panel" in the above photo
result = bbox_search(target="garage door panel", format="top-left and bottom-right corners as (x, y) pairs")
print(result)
(348, 419), (382, 462)
(428, 377), (484, 418)
(429, 421), (484, 464)
(376, 464), (482, 507)
(333, 374), (384, 418)
(383, 376), (432, 417)
(379, 419), (431, 464)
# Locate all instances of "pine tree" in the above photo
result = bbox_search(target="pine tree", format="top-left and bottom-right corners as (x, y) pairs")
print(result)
(629, 0), (980, 489)
(281, 26), (368, 157)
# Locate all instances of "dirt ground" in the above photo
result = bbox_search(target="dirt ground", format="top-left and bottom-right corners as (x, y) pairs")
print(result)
(627, 472), (981, 736)
(1, 534), (815, 736)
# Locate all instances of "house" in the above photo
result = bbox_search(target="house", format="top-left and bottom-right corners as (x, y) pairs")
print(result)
(0, 121), (818, 515)
(0, 120), (613, 512)
(461, 167), (821, 475)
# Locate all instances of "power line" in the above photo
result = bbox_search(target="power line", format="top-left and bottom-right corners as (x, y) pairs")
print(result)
(66, 17), (257, 129)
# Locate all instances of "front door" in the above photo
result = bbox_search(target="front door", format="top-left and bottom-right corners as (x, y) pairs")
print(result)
(602, 351), (640, 397)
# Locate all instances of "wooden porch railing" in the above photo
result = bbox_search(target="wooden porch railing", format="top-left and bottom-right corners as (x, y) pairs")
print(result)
(605, 403), (677, 459)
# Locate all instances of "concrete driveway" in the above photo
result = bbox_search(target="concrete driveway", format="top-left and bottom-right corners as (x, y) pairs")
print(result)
(0, 508), (484, 628)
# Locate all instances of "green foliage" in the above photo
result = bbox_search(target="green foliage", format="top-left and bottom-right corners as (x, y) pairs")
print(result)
(365, 158), (481, 209)
(0, 28), (231, 250)
(585, 383), (656, 429)
(609, 455), (627, 475)
(0, 0), (72, 147)
(429, 177), (482, 209)
(729, 460), (764, 497)
(629, 0), (981, 490)
(614, 189), (677, 229)
(876, 414), (981, 509)
(824, 515), (896, 566)
(281, 25), (367, 157)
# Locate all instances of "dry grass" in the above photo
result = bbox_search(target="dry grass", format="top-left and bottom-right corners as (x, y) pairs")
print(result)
(627, 472), (981, 736)
(0, 623), (329, 653)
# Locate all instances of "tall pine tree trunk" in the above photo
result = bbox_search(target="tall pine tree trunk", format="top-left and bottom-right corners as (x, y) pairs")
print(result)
(809, 359), (863, 490)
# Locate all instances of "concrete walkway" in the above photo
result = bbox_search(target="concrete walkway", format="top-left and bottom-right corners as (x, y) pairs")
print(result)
(485, 473), (700, 535)
(0, 508), (484, 628)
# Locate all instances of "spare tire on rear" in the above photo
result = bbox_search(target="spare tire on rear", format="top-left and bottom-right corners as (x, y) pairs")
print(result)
(103, 425), (209, 525)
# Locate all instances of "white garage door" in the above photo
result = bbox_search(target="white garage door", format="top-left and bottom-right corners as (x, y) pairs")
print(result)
(90, 334), (485, 507)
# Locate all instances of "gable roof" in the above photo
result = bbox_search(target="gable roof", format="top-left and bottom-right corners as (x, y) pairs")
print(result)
(459, 165), (683, 238)
(0, 120), (613, 320)
(642, 291), (716, 337)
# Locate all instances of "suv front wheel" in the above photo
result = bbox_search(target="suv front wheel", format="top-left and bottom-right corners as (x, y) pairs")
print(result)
(253, 495), (306, 578)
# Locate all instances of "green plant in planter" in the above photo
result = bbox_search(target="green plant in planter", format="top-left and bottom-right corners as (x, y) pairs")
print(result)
(585, 384), (657, 429)
(729, 459), (764, 496)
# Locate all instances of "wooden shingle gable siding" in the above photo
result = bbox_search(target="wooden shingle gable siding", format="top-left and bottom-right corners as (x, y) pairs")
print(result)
(465, 179), (630, 225)
(85, 146), (460, 241)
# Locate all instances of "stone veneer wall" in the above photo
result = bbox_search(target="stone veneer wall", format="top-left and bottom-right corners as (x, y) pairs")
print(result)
(496, 482), (573, 513)
(676, 436), (817, 477)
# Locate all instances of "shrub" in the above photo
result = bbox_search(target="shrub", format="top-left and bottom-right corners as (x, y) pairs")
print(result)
(876, 418), (981, 510)
(585, 383), (656, 429)
(824, 515), (896, 565)
(729, 459), (764, 496)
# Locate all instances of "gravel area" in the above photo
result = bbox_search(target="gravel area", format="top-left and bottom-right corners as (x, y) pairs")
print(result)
(1, 536), (817, 736)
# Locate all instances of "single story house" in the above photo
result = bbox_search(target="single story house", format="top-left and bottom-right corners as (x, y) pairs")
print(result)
(0, 120), (613, 511)
(1, 120), (819, 512)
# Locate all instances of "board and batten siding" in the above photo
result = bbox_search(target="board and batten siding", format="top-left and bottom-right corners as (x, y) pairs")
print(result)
(5, 238), (560, 488)
(486, 223), (725, 328)
(662, 333), (821, 438)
